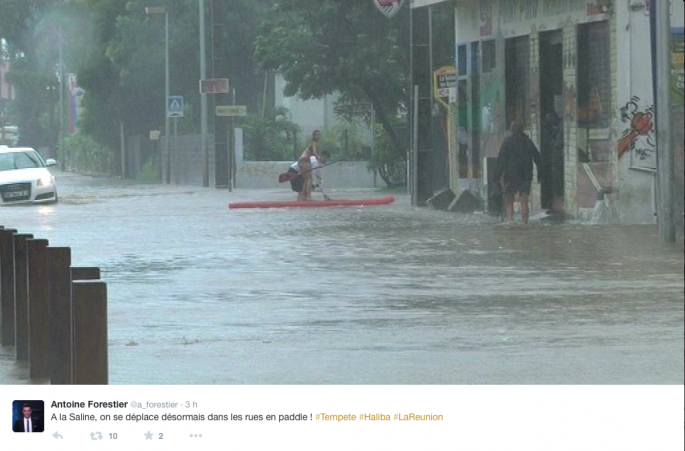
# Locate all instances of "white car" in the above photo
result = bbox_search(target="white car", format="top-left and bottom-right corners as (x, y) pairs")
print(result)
(0, 146), (58, 205)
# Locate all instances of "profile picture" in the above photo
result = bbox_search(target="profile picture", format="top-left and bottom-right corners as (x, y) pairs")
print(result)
(12, 401), (44, 433)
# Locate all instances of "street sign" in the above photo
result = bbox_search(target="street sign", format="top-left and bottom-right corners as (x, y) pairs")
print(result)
(216, 105), (247, 117)
(200, 78), (230, 94)
(149, 130), (161, 141)
(144, 6), (166, 15)
(434, 66), (457, 101)
(167, 96), (184, 118)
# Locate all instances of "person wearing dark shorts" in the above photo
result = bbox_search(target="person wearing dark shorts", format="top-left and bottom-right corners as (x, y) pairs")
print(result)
(495, 121), (542, 224)
(288, 165), (304, 194)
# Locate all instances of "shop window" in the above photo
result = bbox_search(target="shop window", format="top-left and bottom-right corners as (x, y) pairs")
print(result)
(482, 40), (496, 73)
(458, 45), (468, 76)
(471, 41), (480, 74)
(505, 36), (531, 128)
(577, 21), (611, 128)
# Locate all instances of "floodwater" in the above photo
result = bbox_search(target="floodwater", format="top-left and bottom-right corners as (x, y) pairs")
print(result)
(1, 172), (683, 384)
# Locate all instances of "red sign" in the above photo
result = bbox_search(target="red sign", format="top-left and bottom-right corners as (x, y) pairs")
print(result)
(199, 79), (230, 94)
(373, 0), (405, 19)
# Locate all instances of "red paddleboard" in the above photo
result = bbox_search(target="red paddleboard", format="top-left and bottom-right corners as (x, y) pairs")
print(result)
(229, 196), (396, 210)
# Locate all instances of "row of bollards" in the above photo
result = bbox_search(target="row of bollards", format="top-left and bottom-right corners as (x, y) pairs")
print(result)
(0, 225), (108, 384)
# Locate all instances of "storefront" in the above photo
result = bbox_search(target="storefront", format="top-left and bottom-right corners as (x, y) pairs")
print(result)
(411, 0), (679, 225)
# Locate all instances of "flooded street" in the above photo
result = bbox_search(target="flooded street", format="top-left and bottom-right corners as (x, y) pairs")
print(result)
(2, 172), (683, 384)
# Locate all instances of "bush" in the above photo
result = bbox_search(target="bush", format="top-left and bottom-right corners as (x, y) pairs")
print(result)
(64, 133), (116, 174)
(136, 158), (160, 183)
(242, 107), (299, 161)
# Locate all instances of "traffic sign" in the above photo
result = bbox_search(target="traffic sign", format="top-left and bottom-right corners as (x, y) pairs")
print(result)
(200, 79), (230, 94)
(216, 105), (247, 117)
(167, 96), (184, 118)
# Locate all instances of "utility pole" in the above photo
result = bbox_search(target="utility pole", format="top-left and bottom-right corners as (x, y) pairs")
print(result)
(165, 11), (171, 184)
(210, 0), (230, 189)
(58, 24), (65, 171)
(655, 0), (675, 243)
(409, 0), (415, 205)
(147, 6), (171, 183)
(200, 0), (209, 187)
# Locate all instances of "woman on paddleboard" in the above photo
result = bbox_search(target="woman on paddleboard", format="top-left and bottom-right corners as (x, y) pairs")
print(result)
(291, 130), (322, 201)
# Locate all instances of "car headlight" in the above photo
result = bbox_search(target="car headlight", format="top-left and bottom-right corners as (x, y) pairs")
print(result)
(37, 175), (53, 187)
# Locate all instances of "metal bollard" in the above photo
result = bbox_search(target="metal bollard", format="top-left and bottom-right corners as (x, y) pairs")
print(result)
(72, 280), (108, 385)
(27, 239), (50, 382)
(71, 267), (101, 281)
(48, 247), (72, 385)
(0, 228), (17, 346)
(13, 234), (33, 361)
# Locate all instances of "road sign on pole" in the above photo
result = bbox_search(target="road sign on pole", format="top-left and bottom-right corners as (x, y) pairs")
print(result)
(167, 96), (184, 118)
(200, 79), (230, 94)
(215, 105), (247, 117)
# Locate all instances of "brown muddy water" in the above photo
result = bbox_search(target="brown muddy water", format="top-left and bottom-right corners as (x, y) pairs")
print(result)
(1, 172), (683, 384)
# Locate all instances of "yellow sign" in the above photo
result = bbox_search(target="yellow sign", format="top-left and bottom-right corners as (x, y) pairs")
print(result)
(215, 106), (247, 117)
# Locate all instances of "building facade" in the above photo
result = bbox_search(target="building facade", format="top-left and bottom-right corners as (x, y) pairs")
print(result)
(411, 0), (684, 225)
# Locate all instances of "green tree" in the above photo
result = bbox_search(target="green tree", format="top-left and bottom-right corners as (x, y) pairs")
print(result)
(73, 0), (270, 157)
(242, 106), (299, 161)
(255, 0), (410, 167)
(0, 0), (69, 147)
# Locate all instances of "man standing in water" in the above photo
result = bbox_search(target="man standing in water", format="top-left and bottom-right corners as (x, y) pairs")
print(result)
(495, 121), (542, 224)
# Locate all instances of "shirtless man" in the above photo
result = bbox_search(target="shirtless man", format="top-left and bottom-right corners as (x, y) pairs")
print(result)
(297, 130), (322, 201)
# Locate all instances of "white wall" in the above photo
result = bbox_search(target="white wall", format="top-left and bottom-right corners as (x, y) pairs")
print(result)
(235, 161), (376, 190)
(615, 0), (657, 223)
(274, 74), (373, 147)
(274, 74), (336, 137)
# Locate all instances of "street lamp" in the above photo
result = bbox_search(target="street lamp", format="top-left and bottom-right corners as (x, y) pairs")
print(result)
(145, 6), (171, 184)
(199, 0), (209, 187)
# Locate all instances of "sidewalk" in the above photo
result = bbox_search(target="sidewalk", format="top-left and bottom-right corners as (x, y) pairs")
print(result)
(0, 347), (29, 384)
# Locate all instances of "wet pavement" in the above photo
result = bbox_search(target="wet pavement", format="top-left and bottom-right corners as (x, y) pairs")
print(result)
(1, 171), (683, 384)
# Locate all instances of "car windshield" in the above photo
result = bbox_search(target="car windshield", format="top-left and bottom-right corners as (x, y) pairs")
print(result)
(0, 151), (45, 172)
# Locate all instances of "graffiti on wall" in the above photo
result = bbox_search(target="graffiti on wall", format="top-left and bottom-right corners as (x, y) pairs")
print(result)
(480, 0), (493, 37)
(618, 96), (655, 161)
(586, 1), (609, 16)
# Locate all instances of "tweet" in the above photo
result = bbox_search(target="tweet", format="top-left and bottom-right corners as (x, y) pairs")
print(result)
(1, 386), (682, 450)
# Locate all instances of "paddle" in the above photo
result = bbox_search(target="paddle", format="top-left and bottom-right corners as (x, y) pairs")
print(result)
(278, 161), (337, 183)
